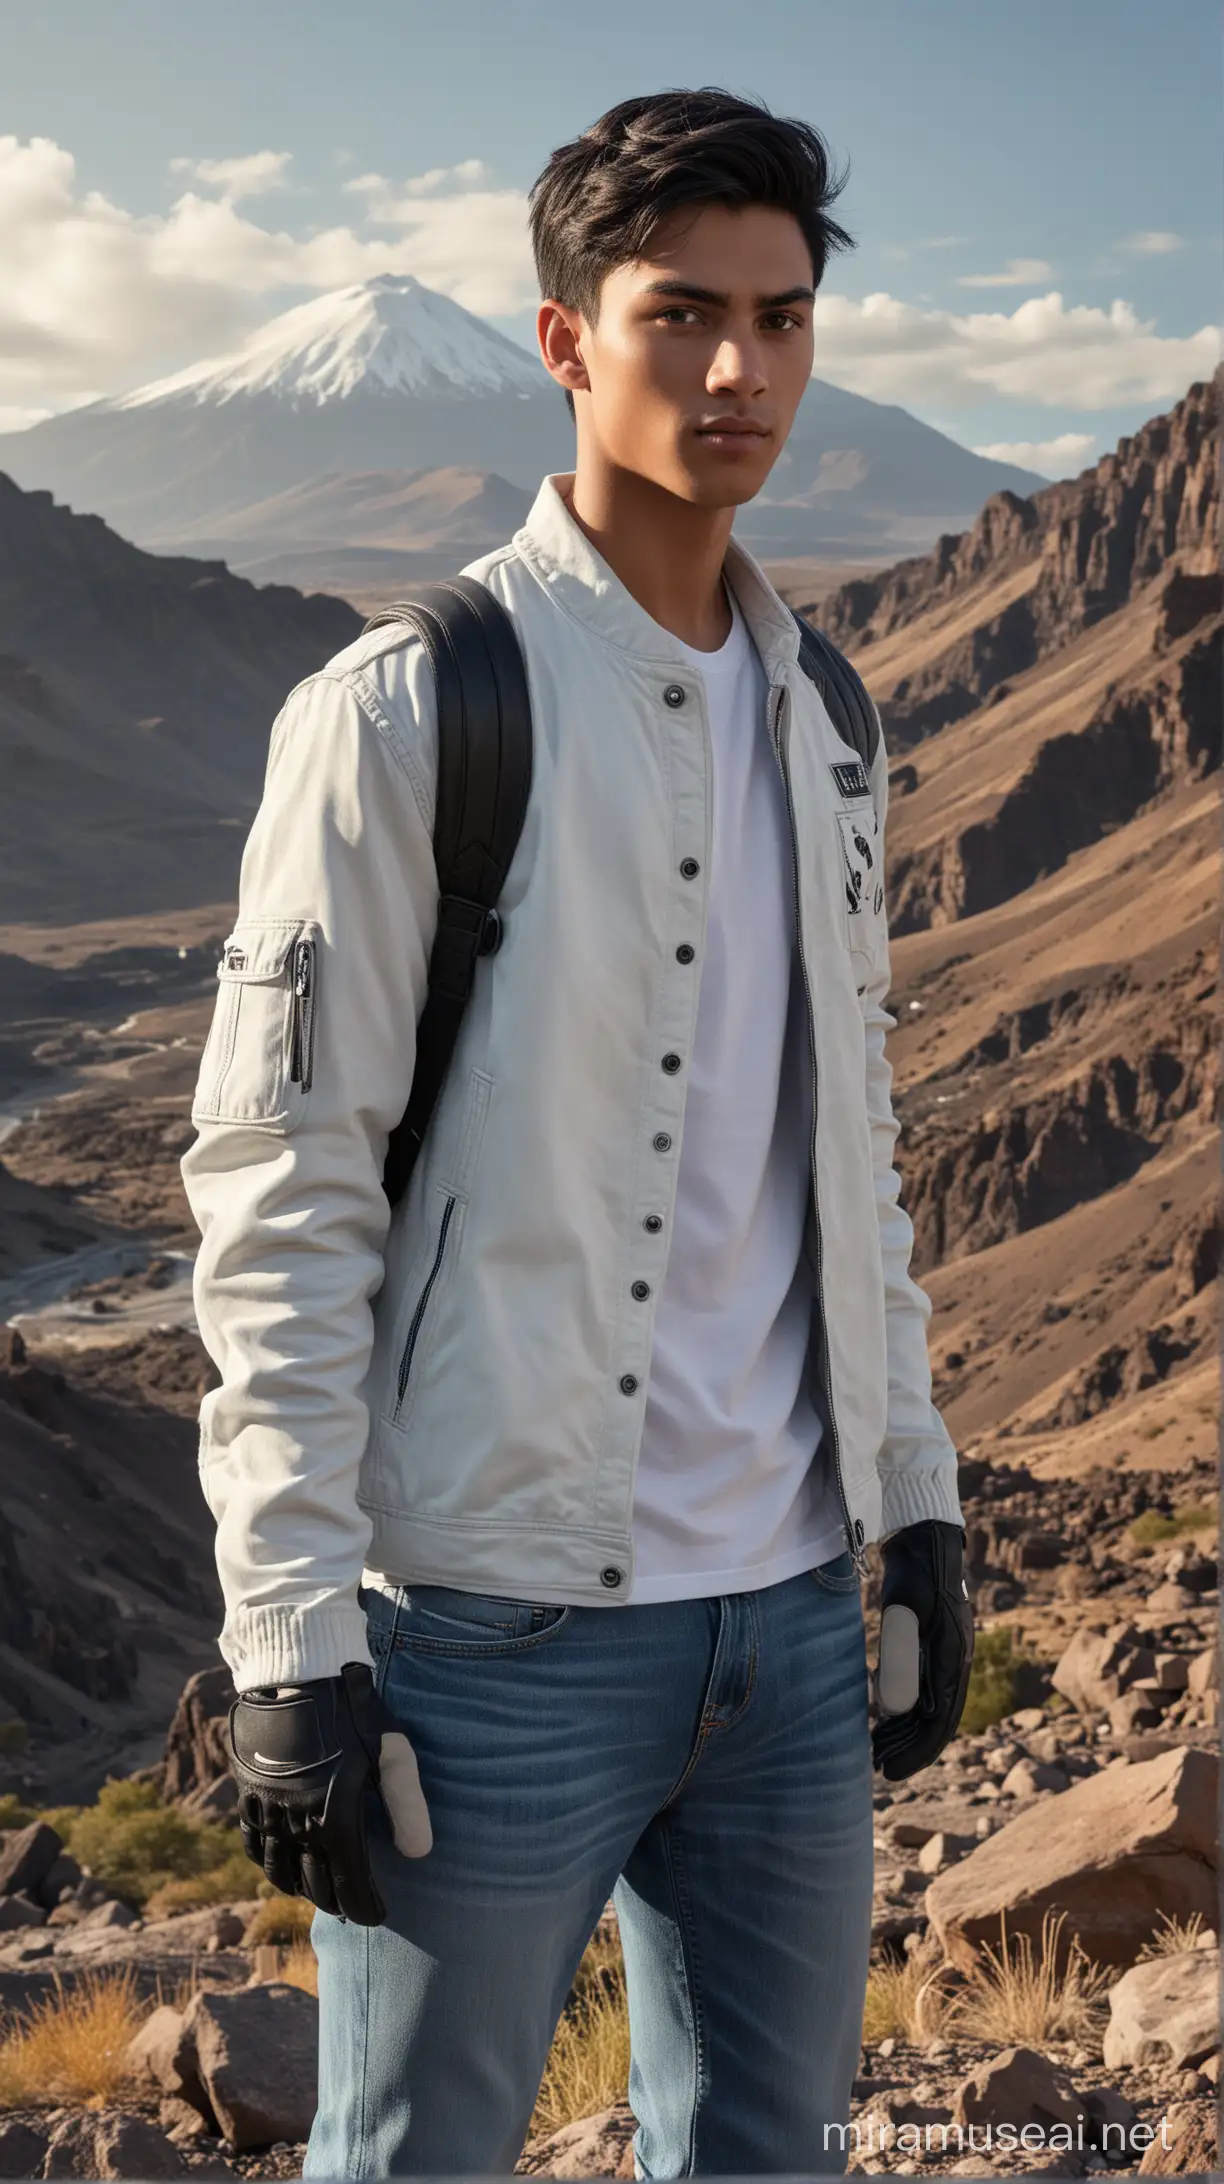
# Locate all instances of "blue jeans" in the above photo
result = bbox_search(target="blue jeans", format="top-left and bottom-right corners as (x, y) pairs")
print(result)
(304, 1554), (873, 2179)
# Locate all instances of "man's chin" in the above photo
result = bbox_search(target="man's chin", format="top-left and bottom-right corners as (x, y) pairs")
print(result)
(670, 461), (774, 512)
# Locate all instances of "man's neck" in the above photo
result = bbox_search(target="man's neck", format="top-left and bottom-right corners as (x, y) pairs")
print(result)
(564, 457), (735, 653)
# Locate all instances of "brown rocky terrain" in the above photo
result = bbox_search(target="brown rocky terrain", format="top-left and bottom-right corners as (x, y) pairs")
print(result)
(785, 378), (1221, 1493)
(0, 476), (359, 924)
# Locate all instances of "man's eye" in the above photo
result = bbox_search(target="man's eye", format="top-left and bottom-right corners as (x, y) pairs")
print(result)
(658, 307), (700, 325)
(762, 312), (802, 332)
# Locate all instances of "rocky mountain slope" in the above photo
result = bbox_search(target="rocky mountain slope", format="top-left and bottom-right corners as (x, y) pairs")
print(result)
(0, 276), (1043, 562)
(0, 476), (359, 923)
(792, 378), (1221, 1485)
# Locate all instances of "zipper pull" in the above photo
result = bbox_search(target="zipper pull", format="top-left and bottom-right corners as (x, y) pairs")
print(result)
(294, 941), (312, 999)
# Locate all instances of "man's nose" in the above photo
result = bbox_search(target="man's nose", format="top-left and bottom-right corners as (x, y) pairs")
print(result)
(707, 334), (768, 396)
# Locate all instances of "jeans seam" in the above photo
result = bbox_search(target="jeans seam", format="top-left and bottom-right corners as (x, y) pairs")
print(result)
(355, 1920), (371, 2174)
(660, 1815), (705, 2176)
(719, 1596), (759, 1729)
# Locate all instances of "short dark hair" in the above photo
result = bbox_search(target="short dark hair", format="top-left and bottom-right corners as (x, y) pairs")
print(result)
(530, 87), (854, 416)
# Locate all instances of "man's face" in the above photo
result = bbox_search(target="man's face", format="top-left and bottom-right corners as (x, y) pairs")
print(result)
(543, 201), (816, 507)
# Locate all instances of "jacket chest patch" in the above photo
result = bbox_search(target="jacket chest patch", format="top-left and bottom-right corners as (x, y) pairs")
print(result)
(830, 759), (871, 799)
(836, 808), (882, 916)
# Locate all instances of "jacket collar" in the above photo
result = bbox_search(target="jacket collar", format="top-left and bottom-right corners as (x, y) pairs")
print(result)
(514, 472), (802, 682)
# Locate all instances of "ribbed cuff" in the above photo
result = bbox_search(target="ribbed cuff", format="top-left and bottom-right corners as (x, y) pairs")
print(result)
(223, 1598), (375, 1693)
(878, 1461), (964, 1542)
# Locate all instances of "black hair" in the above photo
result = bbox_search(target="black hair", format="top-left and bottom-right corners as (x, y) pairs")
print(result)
(529, 87), (855, 416)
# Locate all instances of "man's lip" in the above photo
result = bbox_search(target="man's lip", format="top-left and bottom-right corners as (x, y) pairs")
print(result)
(694, 421), (770, 437)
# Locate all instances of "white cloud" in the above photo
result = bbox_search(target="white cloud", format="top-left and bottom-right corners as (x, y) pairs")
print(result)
(1119, 230), (1187, 256)
(810, 289), (1220, 410)
(957, 258), (1055, 289)
(0, 135), (1214, 432)
(971, 430), (1099, 478)
(168, 150), (292, 199)
(0, 135), (537, 416)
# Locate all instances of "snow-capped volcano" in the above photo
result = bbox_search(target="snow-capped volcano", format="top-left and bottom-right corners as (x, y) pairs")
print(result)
(0, 271), (1046, 563)
(114, 275), (547, 411)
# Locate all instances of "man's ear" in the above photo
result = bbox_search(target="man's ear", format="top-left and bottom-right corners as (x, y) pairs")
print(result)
(537, 300), (590, 401)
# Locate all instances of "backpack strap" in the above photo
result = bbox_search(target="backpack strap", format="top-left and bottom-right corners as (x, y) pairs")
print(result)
(361, 576), (533, 1209)
(791, 609), (881, 777)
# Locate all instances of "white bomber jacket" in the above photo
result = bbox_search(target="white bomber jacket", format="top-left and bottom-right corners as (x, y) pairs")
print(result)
(182, 473), (962, 1693)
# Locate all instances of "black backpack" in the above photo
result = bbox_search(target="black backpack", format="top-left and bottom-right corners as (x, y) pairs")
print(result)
(363, 575), (880, 1208)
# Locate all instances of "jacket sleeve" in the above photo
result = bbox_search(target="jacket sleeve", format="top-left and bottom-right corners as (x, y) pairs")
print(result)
(860, 712), (964, 1540)
(181, 648), (439, 1691)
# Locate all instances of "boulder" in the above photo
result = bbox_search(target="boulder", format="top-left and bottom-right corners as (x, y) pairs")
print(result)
(0, 1820), (62, 1898)
(181, 1979), (318, 2149)
(925, 1744), (1218, 1970)
(518, 2103), (636, 2178)
(41, 2110), (187, 2178)
(917, 1831), (975, 1876)
(157, 2097), (216, 2144)
(0, 1892), (46, 1930)
(1136, 2101), (1219, 2175)
(1080, 2086), (1138, 2151)
(80, 1896), (138, 1930)
(1000, 1758), (1069, 1798)
(1108, 1690), (1166, 1736)
(1102, 1948), (1221, 2071)
(36, 1851), (83, 1907)
(1145, 1581), (1198, 1617)
(125, 2004), (191, 2094)
(1188, 1647), (1219, 1696)
(0, 2120), (49, 2179)
(162, 1666), (238, 1805)
(951, 2046), (1080, 2132)
(890, 1820), (936, 1850)
(1152, 1653), (1190, 1691)
(1051, 1625), (1154, 1713)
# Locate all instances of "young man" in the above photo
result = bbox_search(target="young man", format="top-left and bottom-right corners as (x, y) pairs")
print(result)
(183, 88), (972, 2180)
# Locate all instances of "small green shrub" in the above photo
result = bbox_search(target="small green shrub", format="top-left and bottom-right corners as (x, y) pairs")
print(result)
(1130, 1502), (1217, 1547)
(0, 1792), (39, 1830)
(959, 1625), (1044, 1735)
(42, 1778), (251, 1911)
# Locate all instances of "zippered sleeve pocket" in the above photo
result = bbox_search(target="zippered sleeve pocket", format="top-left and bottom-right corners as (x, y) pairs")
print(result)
(192, 916), (321, 1133)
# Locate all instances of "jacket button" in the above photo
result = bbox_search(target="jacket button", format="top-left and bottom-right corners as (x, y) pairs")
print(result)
(653, 1132), (671, 1152)
(619, 1373), (639, 1395)
(676, 944), (695, 964)
(680, 857), (700, 879)
(643, 1214), (663, 1233)
(631, 1280), (650, 1300)
(600, 1566), (623, 1588)
(661, 1052), (682, 1074)
(663, 684), (686, 708)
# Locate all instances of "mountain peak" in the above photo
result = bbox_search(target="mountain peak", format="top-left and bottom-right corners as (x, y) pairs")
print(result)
(111, 275), (546, 412)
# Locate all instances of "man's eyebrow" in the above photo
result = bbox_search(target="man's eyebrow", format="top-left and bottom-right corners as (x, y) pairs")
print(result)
(639, 279), (816, 308)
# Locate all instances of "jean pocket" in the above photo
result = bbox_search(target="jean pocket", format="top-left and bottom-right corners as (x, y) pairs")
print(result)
(391, 1583), (572, 1654)
(810, 1548), (861, 1594)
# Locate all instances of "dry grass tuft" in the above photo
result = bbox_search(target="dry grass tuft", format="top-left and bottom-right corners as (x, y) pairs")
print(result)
(0, 1966), (146, 2109)
(945, 1911), (1110, 2047)
(277, 1939), (320, 1994)
(861, 1951), (952, 2045)
(527, 1931), (630, 2142)
(243, 1894), (317, 1947)
(1136, 1911), (1213, 1959)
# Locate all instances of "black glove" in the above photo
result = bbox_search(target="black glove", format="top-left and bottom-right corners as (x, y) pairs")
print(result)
(228, 1660), (432, 1926)
(871, 1519), (974, 1781)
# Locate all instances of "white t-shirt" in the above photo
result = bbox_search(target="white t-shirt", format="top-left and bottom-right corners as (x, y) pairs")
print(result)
(626, 585), (846, 1602)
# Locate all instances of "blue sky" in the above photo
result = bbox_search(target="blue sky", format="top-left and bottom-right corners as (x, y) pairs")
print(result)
(3, 0), (1218, 472)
